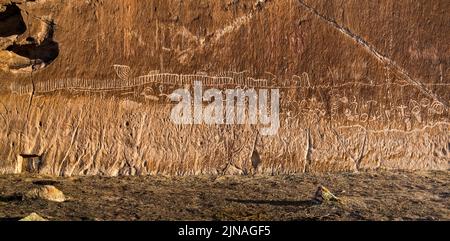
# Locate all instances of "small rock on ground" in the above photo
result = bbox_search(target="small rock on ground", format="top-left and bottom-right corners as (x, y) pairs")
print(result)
(23, 185), (66, 202)
(19, 212), (48, 221)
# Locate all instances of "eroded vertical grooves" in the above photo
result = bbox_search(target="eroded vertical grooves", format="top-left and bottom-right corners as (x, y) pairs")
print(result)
(0, 0), (448, 176)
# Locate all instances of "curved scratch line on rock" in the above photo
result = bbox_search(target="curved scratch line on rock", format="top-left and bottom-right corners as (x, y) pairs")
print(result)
(297, 0), (448, 111)
(212, 13), (254, 43)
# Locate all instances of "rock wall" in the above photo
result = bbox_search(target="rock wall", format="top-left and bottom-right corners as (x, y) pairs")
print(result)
(0, 0), (448, 176)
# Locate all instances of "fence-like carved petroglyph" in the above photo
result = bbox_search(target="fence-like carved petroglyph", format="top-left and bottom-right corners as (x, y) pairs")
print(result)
(8, 65), (273, 95)
(9, 71), (450, 96)
(9, 75), (267, 95)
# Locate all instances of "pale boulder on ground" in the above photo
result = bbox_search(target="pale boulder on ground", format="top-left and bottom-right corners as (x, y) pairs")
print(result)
(23, 185), (66, 203)
(19, 212), (48, 221)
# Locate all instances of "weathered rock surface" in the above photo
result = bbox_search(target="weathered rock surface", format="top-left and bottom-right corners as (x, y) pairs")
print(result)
(0, 0), (448, 176)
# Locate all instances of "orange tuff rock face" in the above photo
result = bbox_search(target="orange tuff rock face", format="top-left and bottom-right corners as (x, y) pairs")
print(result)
(0, 0), (448, 176)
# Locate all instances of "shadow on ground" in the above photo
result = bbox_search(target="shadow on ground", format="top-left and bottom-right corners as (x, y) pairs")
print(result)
(0, 194), (22, 202)
(226, 198), (318, 207)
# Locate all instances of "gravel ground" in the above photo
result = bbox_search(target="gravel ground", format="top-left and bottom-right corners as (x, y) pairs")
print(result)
(0, 170), (448, 221)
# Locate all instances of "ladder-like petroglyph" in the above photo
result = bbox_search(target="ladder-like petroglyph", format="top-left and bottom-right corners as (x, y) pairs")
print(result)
(9, 71), (450, 96)
(9, 65), (274, 95)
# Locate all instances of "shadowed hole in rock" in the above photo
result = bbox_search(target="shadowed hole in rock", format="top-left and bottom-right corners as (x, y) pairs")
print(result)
(19, 154), (42, 174)
(0, 4), (26, 37)
(26, 36), (35, 42)
(0, 193), (22, 202)
(6, 40), (59, 65)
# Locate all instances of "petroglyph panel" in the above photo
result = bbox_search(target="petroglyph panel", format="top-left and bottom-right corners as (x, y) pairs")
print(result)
(0, 0), (448, 176)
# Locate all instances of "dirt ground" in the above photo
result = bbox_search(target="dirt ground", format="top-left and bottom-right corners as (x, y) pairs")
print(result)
(0, 170), (448, 221)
